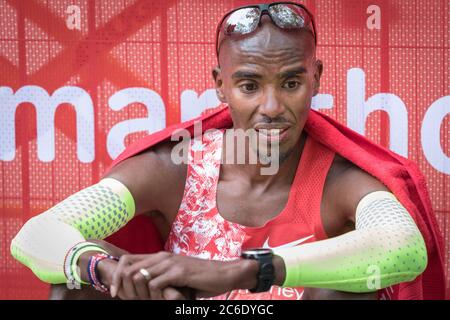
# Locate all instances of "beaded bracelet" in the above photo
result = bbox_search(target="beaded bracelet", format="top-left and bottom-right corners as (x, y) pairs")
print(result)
(63, 242), (107, 287)
(87, 253), (119, 293)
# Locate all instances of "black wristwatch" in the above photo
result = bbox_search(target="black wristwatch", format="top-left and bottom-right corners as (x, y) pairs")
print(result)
(241, 248), (275, 293)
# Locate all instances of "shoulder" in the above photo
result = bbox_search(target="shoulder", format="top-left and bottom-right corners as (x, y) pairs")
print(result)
(106, 139), (189, 216)
(324, 154), (390, 226)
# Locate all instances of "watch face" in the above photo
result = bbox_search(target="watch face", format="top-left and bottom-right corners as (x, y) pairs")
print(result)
(261, 262), (275, 274)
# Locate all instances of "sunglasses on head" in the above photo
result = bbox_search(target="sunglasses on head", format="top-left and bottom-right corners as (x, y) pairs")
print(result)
(215, 2), (317, 57)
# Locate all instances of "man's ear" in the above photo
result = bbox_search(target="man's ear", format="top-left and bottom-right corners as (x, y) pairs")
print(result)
(312, 59), (323, 96)
(212, 67), (226, 103)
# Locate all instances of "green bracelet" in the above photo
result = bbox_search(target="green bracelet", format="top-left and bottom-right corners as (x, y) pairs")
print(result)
(65, 242), (108, 286)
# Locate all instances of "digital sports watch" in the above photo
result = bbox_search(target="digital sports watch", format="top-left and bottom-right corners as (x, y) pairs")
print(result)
(241, 248), (275, 293)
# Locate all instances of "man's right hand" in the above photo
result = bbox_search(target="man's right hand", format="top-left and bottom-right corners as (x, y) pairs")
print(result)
(76, 240), (189, 300)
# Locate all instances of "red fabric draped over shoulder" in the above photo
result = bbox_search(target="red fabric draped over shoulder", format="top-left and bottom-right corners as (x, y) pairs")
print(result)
(104, 105), (445, 300)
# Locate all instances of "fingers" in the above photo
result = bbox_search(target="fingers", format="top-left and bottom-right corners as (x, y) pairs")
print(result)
(110, 254), (148, 298)
(148, 280), (164, 300)
(146, 263), (187, 299)
(132, 271), (151, 300)
(111, 252), (173, 299)
(136, 255), (173, 299)
(162, 287), (187, 300)
(110, 252), (197, 301)
(121, 266), (139, 299)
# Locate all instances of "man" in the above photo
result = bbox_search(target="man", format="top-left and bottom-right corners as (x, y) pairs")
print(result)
(12, 2), (444, 300)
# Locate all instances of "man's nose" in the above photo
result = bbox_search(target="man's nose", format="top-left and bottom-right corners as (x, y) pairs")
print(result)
(260, 88), (284, 118)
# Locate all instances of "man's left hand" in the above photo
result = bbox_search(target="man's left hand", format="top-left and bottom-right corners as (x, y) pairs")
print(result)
(110, 252), (250, 300)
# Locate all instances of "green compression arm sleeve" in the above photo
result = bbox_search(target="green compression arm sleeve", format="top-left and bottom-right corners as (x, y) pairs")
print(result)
(10, 178), (135, 284)
(275, 191), (428, 293)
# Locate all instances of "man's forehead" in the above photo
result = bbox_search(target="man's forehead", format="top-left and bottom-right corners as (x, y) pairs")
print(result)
(219, 29), (314, 69)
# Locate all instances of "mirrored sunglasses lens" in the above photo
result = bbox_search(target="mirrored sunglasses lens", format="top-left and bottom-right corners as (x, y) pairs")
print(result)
(269, 4), (309, 28)
(223, 7), (261, 35)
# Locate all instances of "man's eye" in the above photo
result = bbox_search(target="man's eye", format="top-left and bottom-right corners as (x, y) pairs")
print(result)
(240, 83), (258, 92)
(282, 81), (300, 90)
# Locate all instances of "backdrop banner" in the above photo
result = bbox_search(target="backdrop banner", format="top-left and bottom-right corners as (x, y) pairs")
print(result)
(0, 0), (448, 299)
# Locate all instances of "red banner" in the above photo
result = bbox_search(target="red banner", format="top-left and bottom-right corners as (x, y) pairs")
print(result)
(0, 0), (448, 299)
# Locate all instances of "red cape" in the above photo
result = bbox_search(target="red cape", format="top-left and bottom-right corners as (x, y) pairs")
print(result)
(104, 105), (445, 300)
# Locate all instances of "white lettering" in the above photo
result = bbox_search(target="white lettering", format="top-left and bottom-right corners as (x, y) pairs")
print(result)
(421, 96), (450, 174)
(0, 85), (94, 162)
(0, 81), (447, 177)
(347, 68), (408, 157)
(281, 287), (294, 298)
(311, 93), (334, 111)
(107, 87), (166, 159)
(180, 89), (220, 122)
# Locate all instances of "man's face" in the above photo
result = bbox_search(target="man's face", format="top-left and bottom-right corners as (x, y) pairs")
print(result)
(214, 16), (322, 163)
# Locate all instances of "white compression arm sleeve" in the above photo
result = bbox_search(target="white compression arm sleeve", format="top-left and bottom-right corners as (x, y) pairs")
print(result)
(10, 178), (135, 284)
(275, 191), (428, 292)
